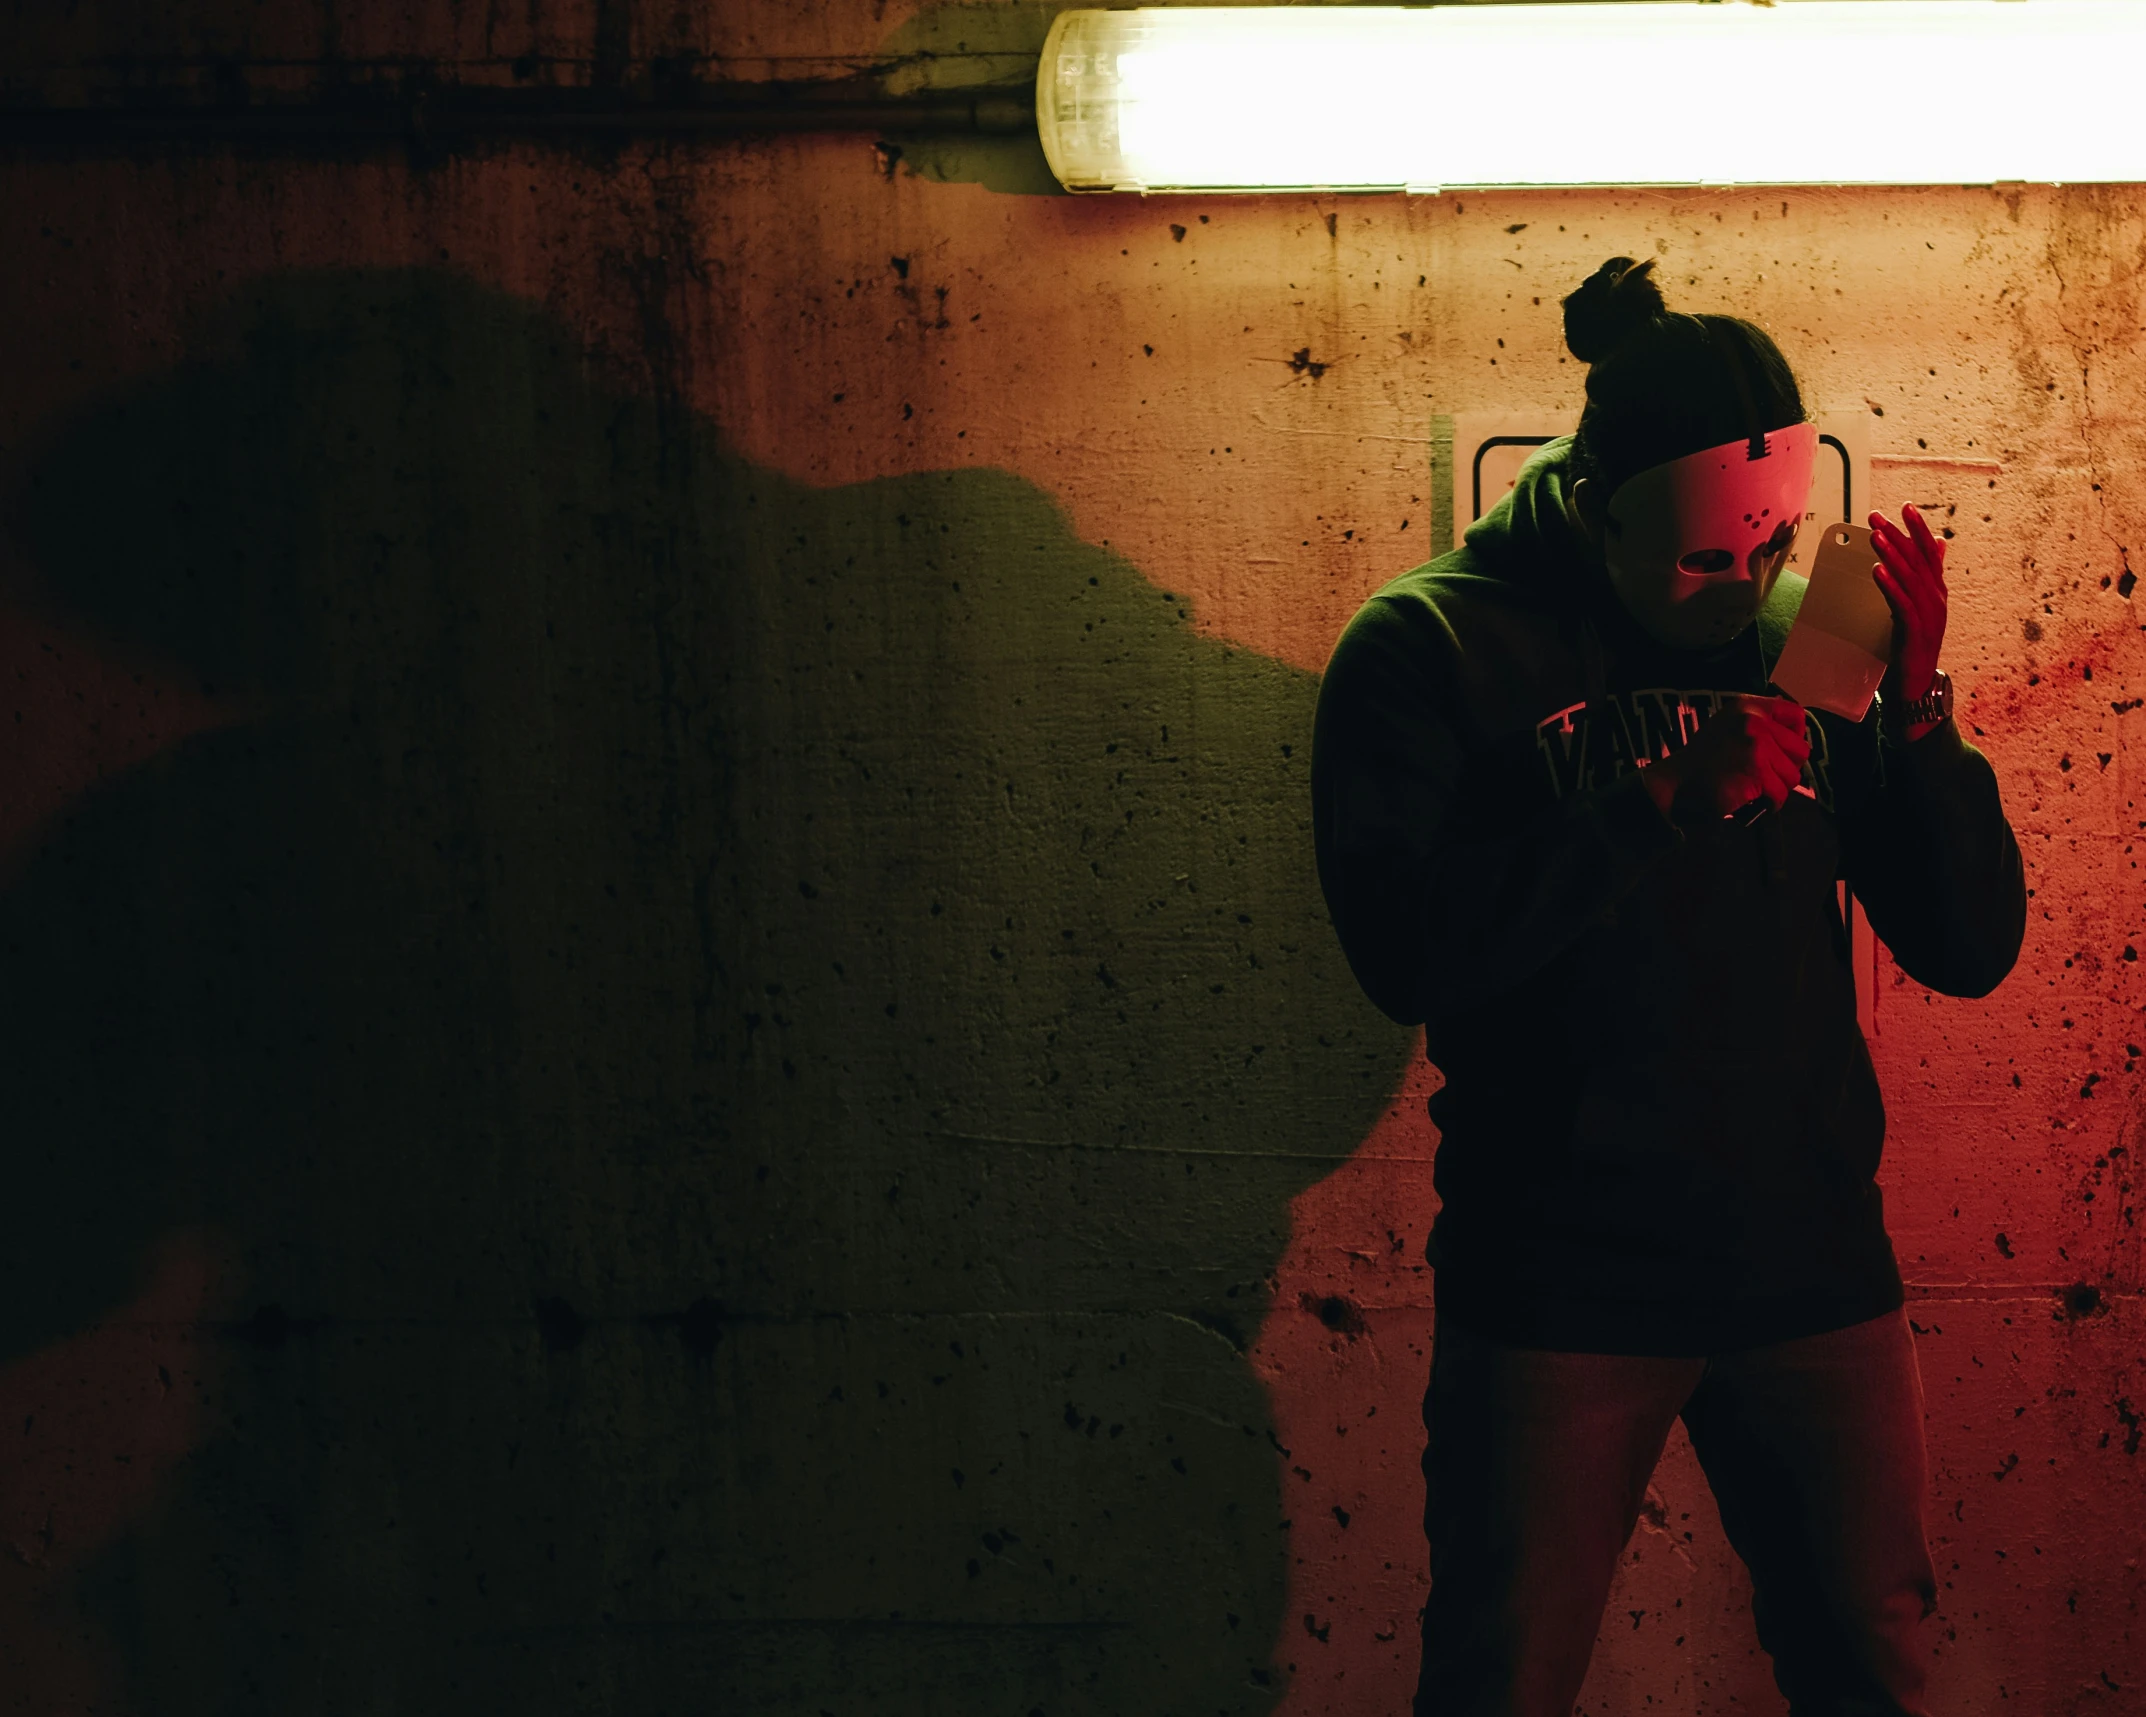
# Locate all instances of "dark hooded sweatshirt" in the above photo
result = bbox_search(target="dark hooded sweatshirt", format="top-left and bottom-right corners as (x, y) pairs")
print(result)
(1312, 439), (2025, 1354)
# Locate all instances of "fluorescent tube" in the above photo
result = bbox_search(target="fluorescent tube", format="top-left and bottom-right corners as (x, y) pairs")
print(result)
(1036, 3), (2146, 191)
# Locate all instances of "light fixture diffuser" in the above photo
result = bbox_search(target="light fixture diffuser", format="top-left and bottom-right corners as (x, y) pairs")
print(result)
(1037, 3), (2146, 191)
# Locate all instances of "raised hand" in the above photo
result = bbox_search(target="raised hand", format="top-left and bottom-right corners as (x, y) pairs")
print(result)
(1868, 501), (1949, 718)
(1643, 694), (1811, 824)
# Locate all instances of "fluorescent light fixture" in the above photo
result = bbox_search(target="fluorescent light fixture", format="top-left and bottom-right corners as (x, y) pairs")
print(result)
(1036, 2), (2146, 191)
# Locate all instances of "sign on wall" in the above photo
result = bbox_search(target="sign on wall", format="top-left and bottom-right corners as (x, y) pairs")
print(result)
(1439, 410), (1871, 569)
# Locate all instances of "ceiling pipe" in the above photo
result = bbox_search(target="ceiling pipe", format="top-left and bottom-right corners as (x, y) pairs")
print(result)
(0, 78), (1037, 150)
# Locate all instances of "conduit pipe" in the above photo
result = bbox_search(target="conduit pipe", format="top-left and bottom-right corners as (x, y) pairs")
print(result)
(0, 80), (1036, 149)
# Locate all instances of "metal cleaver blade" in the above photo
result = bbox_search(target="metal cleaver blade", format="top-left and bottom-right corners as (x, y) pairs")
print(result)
(1768, 521), (1895, 721)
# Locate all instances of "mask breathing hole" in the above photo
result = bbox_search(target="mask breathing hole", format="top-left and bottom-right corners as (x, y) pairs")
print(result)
(1747, 519), (1797, 578)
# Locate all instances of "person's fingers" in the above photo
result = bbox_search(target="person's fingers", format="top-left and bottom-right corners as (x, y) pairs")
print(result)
(1760, 696), (1809, 734)
(1720, 695), (1766, 735)
(1871, 560), (1907, 618)
(1871, 539), (1931, 610)
(1882, 563), (1944, 641)
(1890, 537), (1944, 608)
(1759, 729), (1810, 776)
(1871, 562), (1934, 632)
(1869, 512), (1941, 594)
(1769, 730), (1807, 790)
(1870, 522), (1932, 589)
(1725, 764), (1768, 815)
(1875, 510), (1951, 606)
(1757, 723), (1809, 776)
(1902, 502), (1949, 579)
(1732, 693), (1808, 733)
(1692, 703), (1807, 813)
(1741, 724), (1781, 775)
(1736, 762), (1780, 814)
(1867, 509), (1913, 560)
(1747, 694), (1808, 738)
(1755, 755), (1793, 809)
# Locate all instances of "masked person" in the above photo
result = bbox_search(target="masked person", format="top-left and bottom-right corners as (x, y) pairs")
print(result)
(1311, 256), (2025, 1717)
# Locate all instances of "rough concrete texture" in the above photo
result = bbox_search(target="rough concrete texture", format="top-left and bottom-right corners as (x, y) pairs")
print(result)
(0, 3), (2141, 1713)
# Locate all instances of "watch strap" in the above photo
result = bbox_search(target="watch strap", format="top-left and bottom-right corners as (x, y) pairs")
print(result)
(1884, 667), (1951, 731)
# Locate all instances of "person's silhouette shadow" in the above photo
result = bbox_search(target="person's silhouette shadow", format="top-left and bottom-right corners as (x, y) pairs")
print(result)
(2, 270), (1409, 1713)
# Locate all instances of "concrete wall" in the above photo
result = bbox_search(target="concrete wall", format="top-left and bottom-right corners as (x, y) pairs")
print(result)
(0, 4), (2140, 1712)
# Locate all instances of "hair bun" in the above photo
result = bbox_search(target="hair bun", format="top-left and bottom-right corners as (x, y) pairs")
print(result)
(1562, 256), (1665, 364)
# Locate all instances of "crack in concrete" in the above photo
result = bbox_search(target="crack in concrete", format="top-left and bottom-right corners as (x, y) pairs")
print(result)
(1159, 1308), (1257, 1358)
(2045, 218), (2136, 585)
(1630, 1486), (1696, 1570)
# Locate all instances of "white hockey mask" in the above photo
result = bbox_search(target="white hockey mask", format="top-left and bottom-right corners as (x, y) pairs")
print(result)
(1601, 422), (1817, 651)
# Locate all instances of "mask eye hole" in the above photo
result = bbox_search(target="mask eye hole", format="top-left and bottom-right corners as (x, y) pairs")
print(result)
(1678, 548), (1735, 575)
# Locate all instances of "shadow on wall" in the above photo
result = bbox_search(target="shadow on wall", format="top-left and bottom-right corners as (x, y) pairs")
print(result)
(2, 270), (1411, 1714)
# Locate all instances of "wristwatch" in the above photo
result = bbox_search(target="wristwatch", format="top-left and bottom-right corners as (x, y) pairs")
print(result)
(1882, 667), (1952, 734)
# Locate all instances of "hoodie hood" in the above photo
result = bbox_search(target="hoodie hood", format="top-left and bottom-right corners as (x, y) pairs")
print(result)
(1461, 436), (1592, 587)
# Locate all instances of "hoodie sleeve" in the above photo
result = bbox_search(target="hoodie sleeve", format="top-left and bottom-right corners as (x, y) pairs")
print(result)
(1311, 592), (1684, 1028)
(1839, 716), (2026, 999)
